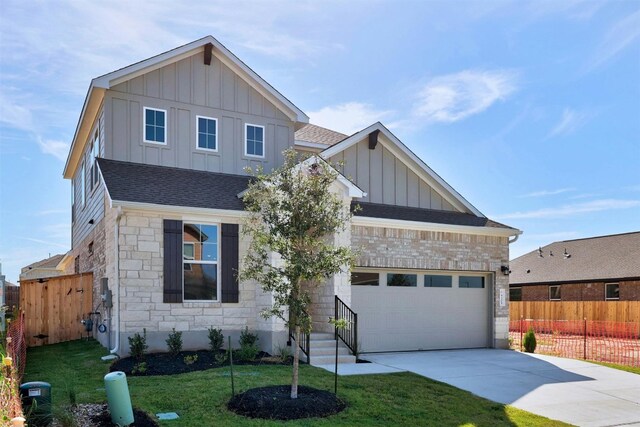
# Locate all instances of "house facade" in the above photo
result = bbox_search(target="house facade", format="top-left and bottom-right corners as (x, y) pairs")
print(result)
(62, 36), (520, 358)
(509, 232), (640, 302)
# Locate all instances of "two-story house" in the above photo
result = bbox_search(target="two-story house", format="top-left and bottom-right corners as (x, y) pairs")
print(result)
(62, 36), (520, 362)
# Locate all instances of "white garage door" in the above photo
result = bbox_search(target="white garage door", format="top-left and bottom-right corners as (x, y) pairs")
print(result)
(352, 271), (491, 353)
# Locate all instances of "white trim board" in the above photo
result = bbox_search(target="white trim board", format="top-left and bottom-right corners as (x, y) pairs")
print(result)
(320, 122), (484, 217)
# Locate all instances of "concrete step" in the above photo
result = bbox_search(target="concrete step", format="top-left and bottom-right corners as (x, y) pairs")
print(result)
(310, 354), (357, 366)
(310, 332), (334, 340)
(311, 346), (352, 357)
(310, 339), (340, 348)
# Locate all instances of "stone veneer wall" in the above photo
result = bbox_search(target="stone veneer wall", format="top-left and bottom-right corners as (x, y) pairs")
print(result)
(104, 208), (287, 356)
(351, 225), (511, 348)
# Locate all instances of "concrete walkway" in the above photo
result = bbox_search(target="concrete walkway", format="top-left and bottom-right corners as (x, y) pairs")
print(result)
(363, 349), (640, 427)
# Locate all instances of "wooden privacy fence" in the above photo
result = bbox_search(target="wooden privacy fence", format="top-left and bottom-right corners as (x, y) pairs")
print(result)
(510, 301), (640, 323)
(20, 273), (93, 347)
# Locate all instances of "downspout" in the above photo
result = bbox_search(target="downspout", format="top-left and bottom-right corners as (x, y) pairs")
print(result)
(109, 206), (123, 354)
(508, 234), (520, 244)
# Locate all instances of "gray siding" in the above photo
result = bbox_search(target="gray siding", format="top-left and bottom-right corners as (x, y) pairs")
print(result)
(330, 138), (457, 211)
(72, 107), (106, 249)
(105, 52), (294, 175)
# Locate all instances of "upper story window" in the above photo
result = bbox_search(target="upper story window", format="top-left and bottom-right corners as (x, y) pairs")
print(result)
(549, 285), (561, 301)
(80, 162), (86, 208)
(144, 107), (166, 144)
(245, 124), (264, 158)
(89, 129), (100, 189)
(196, 116), (217, 151)
(605, 283), (619, 300)
(71, 181), (75, 223)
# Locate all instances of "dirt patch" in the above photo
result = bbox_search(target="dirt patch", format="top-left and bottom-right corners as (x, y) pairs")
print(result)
(53, 403), (158, 427)
(110, 350), (291, 376)
(228, 385), (346, 420)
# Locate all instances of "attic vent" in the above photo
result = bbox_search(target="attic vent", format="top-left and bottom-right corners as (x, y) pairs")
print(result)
(564, 248), (571, 259)
(538, 247), (543, 257)
(368, 129), (380, 150)
(204, 42), (213, 66)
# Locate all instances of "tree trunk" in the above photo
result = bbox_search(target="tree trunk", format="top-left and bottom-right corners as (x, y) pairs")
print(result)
(291, 325), (300, 399)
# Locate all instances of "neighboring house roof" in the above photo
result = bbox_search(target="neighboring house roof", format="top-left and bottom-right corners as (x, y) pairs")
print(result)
(64, 35), (309, 179)
(320, 122), (485, 218)
(98, 158), (250, 211)
(21, 254), (65, 272)
(510, 232), (640, 285)
(354, 202), (515, 230)
(295, 124), (348, 146)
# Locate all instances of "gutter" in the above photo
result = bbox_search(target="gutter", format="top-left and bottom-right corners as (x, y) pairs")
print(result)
(109, 206), (123, 355)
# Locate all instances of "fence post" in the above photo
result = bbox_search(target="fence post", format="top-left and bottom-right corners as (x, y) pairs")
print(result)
(583, 317), (587, 360)
(520, 317), (523, 352)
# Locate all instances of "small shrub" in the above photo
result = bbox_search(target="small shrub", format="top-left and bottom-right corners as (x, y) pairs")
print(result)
(183, 354), (199, 365)
(239, 327), (259, 347)
(523, 328), (537, 353)
(275, 344), (292, 363)
(131, 362), (147, 375)
(208, 327), (224, 353)
(128, 329), (148, 361)
(166, 328), (183, 356)
(215, 352), (228, 365)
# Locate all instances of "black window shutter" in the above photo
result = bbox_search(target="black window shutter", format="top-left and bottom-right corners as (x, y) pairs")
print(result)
(221, 223), (239, 303)
(163, 219), (183, 303)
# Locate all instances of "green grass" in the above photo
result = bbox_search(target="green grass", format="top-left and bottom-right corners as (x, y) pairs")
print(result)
(24, 340), (571, 426)
(588, 361), (640, 375)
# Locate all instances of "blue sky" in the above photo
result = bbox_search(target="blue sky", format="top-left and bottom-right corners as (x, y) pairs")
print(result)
(1, 1), (639, 284)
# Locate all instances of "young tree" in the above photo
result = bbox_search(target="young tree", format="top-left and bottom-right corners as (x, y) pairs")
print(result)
(240, 149), (356, 399)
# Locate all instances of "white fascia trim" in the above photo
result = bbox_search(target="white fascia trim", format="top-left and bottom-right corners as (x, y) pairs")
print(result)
(299, 156), (366, 198)
(110, 199), (248, 221)
(93, 36), (308, 124)
(320, 122), (485, 217)
(352, 215), (521, 238)
(294, 140), (331, 150)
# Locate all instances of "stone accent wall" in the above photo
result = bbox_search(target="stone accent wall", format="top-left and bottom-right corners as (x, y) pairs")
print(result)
(351, 225), (511, 347)
(519, 280), (640, 301)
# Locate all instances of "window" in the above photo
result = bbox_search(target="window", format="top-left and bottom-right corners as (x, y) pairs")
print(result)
(387, 273), (417, 287)
(71, 181), (75, 223)
(74, 256), (80, 274)
(183, 223), (219, 301)
(80, 162), (86, 207)
(605, 283), (619, 300)
(510, 287), (522, 301)
(88, 241), (94, 256)
(459, 276), (484, 288)
(424, 275), (452, 287)
(549, 285), (561, 301)
(144, 107), (166, 144)
(196, 116), (217, 151)
(90, 129), (100, 188)
(245, 124), (264, 157)
(351, 272), (379, 286)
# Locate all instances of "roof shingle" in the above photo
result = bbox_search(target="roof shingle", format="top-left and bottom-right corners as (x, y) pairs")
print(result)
(295, 124), (347, 146)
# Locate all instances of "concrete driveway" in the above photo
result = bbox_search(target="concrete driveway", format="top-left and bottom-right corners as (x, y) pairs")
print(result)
(364, 349), (640, 427)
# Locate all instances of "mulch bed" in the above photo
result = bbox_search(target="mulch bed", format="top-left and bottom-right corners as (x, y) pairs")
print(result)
(53, 403), (158, 427)
(228, 385), (346, 420)
(110, 350), (291, 376)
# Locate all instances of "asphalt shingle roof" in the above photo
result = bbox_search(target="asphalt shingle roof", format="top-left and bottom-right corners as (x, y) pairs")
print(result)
(98, 158), (250, 211)
(510, 232), (640, 284)
(295, 124), (347, 146)
(353, 202), (515, 230)
(23, 254), (65, 270)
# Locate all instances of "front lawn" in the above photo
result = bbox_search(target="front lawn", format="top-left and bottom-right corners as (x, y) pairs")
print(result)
(588, 361), (640, 375)
(24, 340), (570, 426)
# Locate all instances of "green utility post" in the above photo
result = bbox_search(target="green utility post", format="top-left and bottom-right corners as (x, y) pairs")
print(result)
(104, 371), (134, 426)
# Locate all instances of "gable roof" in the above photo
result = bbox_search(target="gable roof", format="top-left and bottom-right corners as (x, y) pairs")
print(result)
(98, 158), (250, 211)
(21, 254), (65, 272)
(295, 124), (348, 147)
(320, 122), (484, 217)
(64, 35), (309, 179)
(510, 232), (640, 285)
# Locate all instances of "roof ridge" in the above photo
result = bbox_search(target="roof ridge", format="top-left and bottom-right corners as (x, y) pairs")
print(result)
(559, 231), (640, 244)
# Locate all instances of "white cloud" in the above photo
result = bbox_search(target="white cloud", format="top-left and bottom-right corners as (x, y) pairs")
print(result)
(36, 137), (70, 162)
(0, 91), (33, 131)
(519, 188), (576, 198)
(496, 199), (640, 220)
(412, 70), (518, 123)
(547, 108), (593, 138)
(587, 9), (640, 71)
(307, 102), (393, 135)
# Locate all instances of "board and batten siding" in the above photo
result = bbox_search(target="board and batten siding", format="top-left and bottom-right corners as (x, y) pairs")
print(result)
(103, 51), (294, 176)
(72, 106), (106, 249)
(329, 138), (457, 211)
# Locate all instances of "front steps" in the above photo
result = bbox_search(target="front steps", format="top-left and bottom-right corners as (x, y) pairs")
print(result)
(295, 332), (356, 366)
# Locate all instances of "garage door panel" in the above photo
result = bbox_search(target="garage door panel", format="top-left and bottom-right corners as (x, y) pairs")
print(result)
(353, 275), (490, 353)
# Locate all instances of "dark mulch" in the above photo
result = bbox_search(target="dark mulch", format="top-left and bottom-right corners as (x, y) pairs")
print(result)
(110, 350), (291, 376)
(228, 385), (346, 420)
(60, 403), (158, 427)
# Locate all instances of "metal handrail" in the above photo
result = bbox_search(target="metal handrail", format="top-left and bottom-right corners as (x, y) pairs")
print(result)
(335, 295), (358, 356)
(288, 324), (310, 364)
